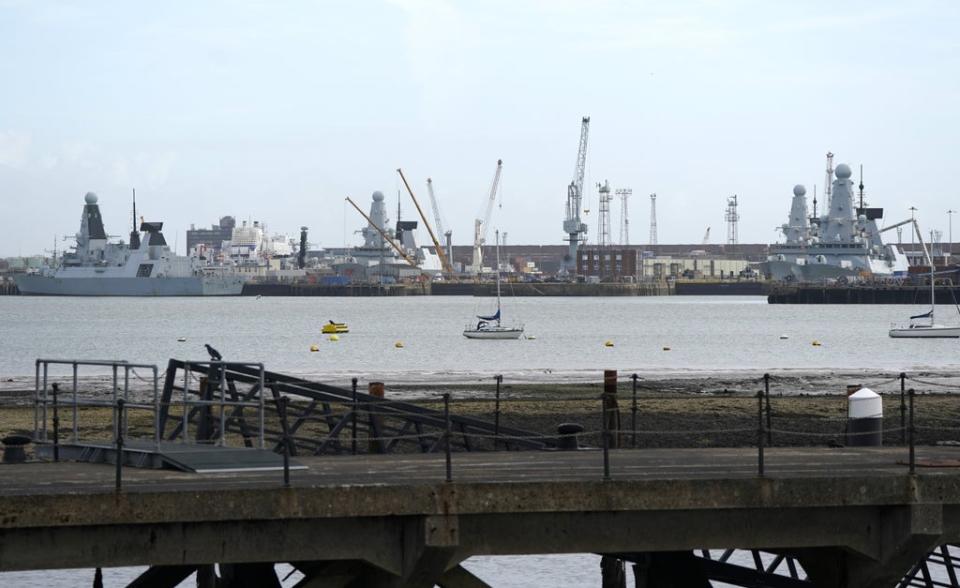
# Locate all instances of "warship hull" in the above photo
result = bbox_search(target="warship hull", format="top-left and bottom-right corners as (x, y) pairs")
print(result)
(760, 260), (861, 282)
(14, 274), (244, 296)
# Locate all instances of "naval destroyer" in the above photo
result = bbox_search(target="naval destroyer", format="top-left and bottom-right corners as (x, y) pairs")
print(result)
(762, 159), (909, 282)
(15, 193), (246, 296)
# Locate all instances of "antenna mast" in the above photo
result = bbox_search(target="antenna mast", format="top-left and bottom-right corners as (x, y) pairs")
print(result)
(824, 152), (835, 211)
(725, 194), (740, 246)
(616, 188), (631, 245)
(649, 193), (658, 245)
(858, 164), (865, 210)
(597, 180), (611, 247)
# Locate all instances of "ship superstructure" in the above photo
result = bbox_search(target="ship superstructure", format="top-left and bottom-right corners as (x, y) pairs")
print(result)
(763, 160), (909, 282)
(15, 193), (246, 296)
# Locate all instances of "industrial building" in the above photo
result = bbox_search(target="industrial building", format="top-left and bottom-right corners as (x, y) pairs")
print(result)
(186, 216), (236, 256)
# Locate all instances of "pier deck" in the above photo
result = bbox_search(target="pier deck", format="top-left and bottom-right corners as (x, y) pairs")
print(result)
(2, 446), (960, 586)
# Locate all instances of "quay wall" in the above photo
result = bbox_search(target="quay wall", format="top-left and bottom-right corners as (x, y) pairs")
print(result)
(769, 285), (959, 304)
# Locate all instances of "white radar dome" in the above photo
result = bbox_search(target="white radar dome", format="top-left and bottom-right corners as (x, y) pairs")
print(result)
(793, 185), (806, 196)
(372, 191), (385, 202)
(84, 192), (98, 204)
(835, 163), (852, 179)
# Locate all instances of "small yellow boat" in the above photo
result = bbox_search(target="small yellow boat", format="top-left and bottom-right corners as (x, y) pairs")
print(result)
(322, 320), (349, 334)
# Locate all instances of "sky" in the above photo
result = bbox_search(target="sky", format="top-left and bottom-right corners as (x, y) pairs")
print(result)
(1, 0), (959, 256)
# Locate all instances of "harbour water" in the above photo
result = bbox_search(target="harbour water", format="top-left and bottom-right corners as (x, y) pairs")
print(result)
(2, 295), (959, 586)
(3, 295), (960, 385)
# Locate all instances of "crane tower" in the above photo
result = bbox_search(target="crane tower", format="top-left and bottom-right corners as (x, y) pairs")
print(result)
(562, 116), (590, 273)
(616, 188), (631, 245)
(725, 194), (739, 246)
(649, 193), (657, 245)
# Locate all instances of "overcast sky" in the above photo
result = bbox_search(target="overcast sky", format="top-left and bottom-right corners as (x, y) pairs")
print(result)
(1, 0), (959, 256)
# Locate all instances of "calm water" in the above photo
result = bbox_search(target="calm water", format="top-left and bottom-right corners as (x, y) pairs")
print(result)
(3, 295), (960, 384)
(2, 295), (956, 586)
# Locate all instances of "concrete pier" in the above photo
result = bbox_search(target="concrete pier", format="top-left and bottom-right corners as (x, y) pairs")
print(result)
(1, 446), (959, 586)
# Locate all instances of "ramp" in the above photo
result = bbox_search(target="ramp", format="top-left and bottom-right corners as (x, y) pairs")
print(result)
(37, 440), (306, 473)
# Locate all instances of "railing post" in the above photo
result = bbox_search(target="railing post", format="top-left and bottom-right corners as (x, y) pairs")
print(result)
(351, 377), (358, 455)
(494, 374), (502, 449)
(764, 373), (772, 445)
(52, 383), (60, 463)
(601, 394), (611, 481)
(909, 388), (916, 475)
(900, 372), (907, 447)
(631, 373), (638, 448)
(443, 393), (452, 483)
(757, 391), (765, 477)
(115, 399), (125, 492)
(280, 396), (290, 487)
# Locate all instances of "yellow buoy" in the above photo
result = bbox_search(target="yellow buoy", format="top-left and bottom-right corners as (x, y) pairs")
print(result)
(812, 340), (822, 347)
(309, 344), (319, 352)
(662, 346), (671, 351)
(395, 341), (404, 348)
(604, 340), (614, 347)
(328, 334), (339, 342)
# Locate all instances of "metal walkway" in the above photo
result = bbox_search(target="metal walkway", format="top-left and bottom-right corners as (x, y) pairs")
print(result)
(37, 440), (304, 473)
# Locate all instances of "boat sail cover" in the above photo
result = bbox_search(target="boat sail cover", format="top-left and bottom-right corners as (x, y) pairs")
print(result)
(477, 309), (500, 321)
(910, 310), (933, 319)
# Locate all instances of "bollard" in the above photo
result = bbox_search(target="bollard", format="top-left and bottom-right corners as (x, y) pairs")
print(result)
(115, 399), (125, 492)
(368, 382), (385, 454)
(909, 389), (915, 475)
(757, 391), (764, 477)
(351, 377), (358, 455)
(52, 383), (60, 463)
(900, 373), (907, 446)
(630, 374), (638, 449)
(846, 388), (883, 446)
(443, 393), (452, 483)
(764, 373), (772, 445)
(494, 374), (503, 449)
(557, 423), (584, 450)
(279, 396), (290, 487)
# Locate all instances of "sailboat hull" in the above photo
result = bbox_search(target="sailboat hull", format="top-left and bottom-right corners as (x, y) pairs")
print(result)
(889, 325), (960, 338)
(462, 328), (524, 340)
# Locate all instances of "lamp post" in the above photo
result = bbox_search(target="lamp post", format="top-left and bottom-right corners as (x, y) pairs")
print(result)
(948, 209), (955, 265)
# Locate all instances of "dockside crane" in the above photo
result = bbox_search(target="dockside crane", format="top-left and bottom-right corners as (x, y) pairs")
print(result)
(397, 168), (455, 274)
(702, 227), (711, 245)
(470, 159), (504, 275)
(344, 197), (419, 268)
(426, 178), (453, 268)
(562, 116), (590, 274)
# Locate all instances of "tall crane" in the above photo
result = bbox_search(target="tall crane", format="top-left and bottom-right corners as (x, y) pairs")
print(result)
(470, 159), (503, 275)
(344, 197), (418, 268)
(397, 168), (454, 274)
(426, 178), (453, 269)
(562, 116), (590, 274)
(702, 227), (711, 245)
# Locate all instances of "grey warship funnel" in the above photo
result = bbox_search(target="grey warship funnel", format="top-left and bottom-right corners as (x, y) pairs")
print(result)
(15, 192), (246, 296)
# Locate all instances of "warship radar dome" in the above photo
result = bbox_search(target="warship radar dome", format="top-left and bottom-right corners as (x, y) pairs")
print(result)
(793, 185), (806, 196)
(84, 192), (98, 204)
(835, 163), (852, 179)
(372, 191), (385, 202)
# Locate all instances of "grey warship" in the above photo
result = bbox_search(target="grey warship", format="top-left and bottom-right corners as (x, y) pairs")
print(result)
(15, 192), (246, 296)
(762, 158), (909, 282)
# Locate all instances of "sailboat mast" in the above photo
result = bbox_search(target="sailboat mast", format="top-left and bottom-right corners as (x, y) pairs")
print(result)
(495, 230), (502, 325)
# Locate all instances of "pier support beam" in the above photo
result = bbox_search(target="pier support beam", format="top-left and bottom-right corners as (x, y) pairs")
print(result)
(794, 504), (943, 588)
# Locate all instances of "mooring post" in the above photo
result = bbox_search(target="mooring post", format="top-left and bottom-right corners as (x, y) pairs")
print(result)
(368, 382), (385, 454)
(630, 373), (638, 449)
(51, 383), (60, 463)
(764, 373), (772, 445)
(757, 391), (765, 477)
(351, 377), (358, 455)
(909, 388), (916, 475)
(280, 396), (290, 487)
(115, 399), (125, 492)
(601, 393), (611, 481)
(443, 393), (452, 483)
(494, 374), (503, 449)
(603, 370), (620, 449)
(900, 372), (907, 446)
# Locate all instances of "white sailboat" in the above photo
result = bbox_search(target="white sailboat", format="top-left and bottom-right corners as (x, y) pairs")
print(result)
(463, 231), (523, 340)
(889, 226), (960, 338)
